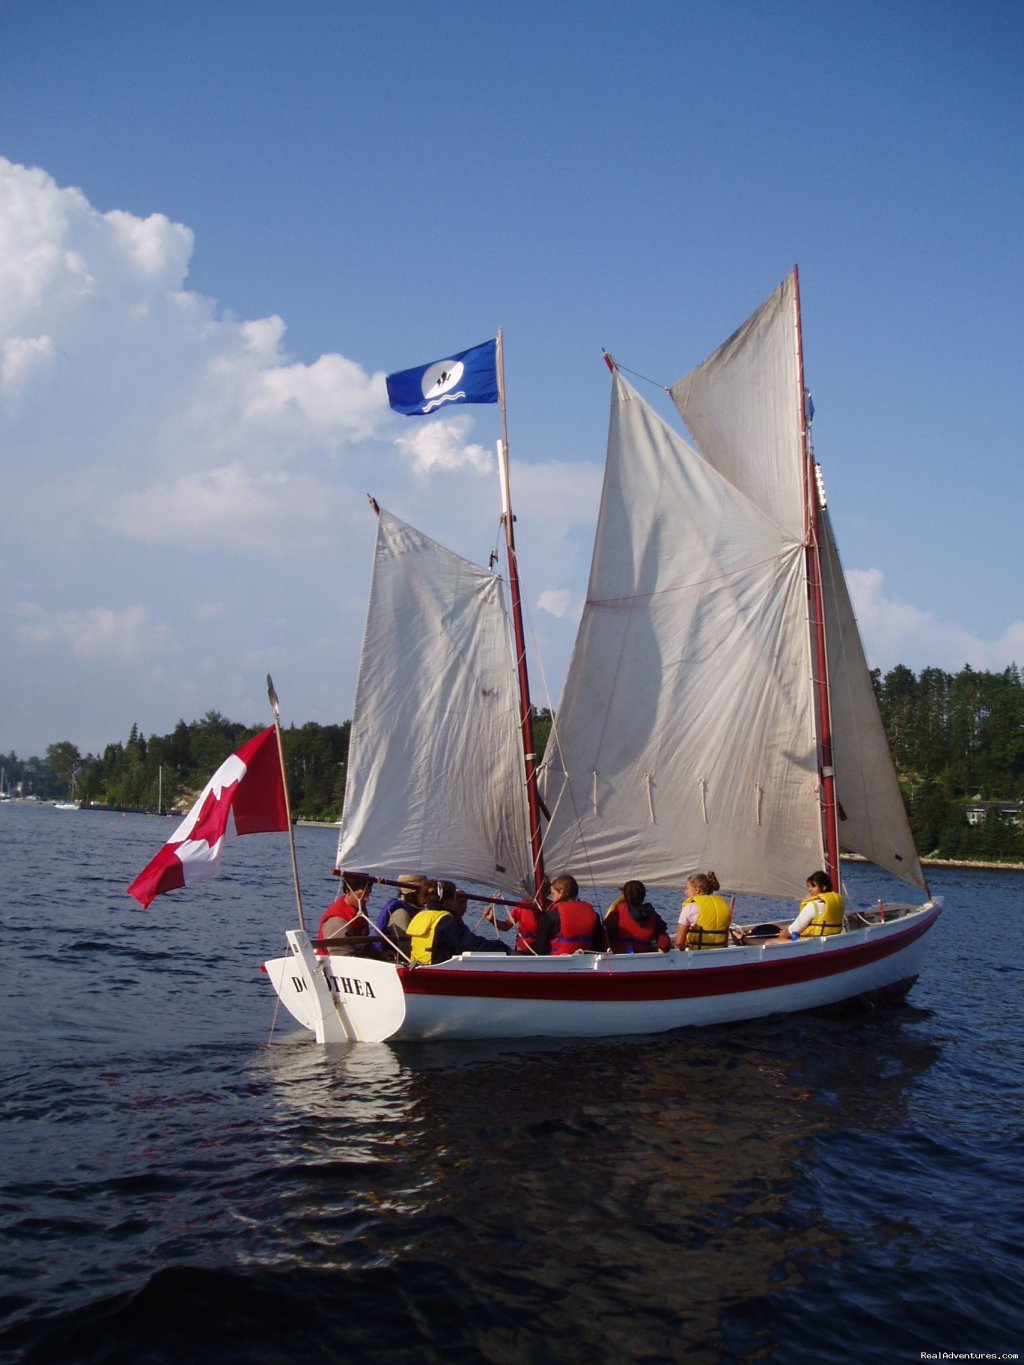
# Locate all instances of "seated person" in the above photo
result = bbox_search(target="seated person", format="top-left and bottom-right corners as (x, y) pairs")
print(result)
(406, 882), (511, 965)
(534, 875), (604, 956)
(771, 871), (846, 942)
(317, 872), (377, 956)
(606, 880), (671, 953)
(485, 876), (551, 954)
(675, 871), (732, 950)
(375, 873), (429, 956)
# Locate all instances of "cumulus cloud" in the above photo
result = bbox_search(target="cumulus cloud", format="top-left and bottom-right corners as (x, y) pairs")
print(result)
(0, 155), (387, 497)
(100, 463), (347, 555)
(1, 334), (55, 397)
(848, 568), (1024, 674)
(393, 416), (493, 480)
(536, 588), (576, 620)
(15, 602), (176, 661)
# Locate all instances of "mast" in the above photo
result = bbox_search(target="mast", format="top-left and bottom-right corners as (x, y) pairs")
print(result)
(794, 266), (840, 887)
(495, 329), (547, 897)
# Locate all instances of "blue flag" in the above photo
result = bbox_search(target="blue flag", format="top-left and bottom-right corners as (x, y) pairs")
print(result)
(386, 338), (498, 416)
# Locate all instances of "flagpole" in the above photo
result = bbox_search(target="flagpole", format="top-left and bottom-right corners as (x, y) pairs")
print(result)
(495, 329), (547, 899)
(267, 674), (306, 932)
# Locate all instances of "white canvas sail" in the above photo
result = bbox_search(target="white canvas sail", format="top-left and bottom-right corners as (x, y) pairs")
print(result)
(668, 274), (804, 534)
(335, 509), (533, 895)
(819, 509), (926, 889)
(542, 270), (924, 900)
(540, 369), (824, 898)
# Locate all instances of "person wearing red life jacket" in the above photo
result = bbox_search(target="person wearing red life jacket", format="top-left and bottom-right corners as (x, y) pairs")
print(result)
(317, 871), (377, 956)
(484, 877), (551, 953)
(534, 875), (604, 956)
(606, 880), (671, 953)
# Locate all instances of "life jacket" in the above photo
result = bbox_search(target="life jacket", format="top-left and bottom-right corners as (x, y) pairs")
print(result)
(374, 895), (414, 934)
(683, 894), (732, 949)
(551, 900), (599, 955)
(317, 898), (359, 939)
(798, 891), (845, 937)
(405, 908), (452, 965)
(607, 898), (664, 953)
(512, 901), (544, 953)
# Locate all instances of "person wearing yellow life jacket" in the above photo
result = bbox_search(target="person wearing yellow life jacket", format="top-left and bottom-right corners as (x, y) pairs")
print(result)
(774, 871), (846, 941)
(675, 871), (732, 950)
(406, 881), (512, 965)
(606, 880), (671, 953)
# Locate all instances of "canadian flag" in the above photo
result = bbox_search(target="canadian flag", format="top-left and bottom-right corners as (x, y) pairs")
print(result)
(127, 726), (289, 908)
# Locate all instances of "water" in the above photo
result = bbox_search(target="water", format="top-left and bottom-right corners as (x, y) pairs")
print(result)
(1, 803), (1022, 1363)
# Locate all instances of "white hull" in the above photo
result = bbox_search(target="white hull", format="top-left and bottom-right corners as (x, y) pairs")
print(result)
(263, 902), (941, 1044)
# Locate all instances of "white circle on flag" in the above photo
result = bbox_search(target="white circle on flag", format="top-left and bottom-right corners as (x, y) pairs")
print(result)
(421, 359), (464, 399)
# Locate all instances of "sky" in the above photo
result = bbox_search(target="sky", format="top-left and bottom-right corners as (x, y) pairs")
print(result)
(2, 0), (1022, 759)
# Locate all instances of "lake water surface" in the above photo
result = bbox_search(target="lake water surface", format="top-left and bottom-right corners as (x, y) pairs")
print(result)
(1, 803), (1022, 1363)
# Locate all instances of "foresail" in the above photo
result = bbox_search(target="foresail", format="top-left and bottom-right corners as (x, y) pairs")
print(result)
(819, 510), (927, 891)
(336, 510), (533, 895)
(540, 372), (824, 899)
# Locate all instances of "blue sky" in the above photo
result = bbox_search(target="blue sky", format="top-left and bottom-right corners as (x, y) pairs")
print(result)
(2, 0), (1022, 757)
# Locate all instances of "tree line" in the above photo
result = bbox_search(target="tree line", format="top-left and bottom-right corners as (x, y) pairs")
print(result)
(873, 663), (1023, 860)
(3, 663), (1023, 859)
(4, 713), (351, 824)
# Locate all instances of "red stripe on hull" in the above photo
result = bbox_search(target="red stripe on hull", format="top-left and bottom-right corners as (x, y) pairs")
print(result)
(398, 908), (939, 1004)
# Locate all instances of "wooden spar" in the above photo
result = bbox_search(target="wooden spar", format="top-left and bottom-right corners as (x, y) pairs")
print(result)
(266, 674), (307, 932)
(495, 329), (547, 899)
(794, 266), (840, 889)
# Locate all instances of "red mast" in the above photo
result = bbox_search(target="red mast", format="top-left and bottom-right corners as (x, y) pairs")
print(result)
(794, 267), (840, 888)
(495, 330), (547, 899)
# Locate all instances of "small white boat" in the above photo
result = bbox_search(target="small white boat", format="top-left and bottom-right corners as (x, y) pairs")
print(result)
(264, 271), (941, 1043)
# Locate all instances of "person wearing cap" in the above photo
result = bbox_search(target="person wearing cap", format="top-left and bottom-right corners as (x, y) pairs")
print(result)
(605, 880), (671, 953)
(406, 881), (511, 965)
(374, 873), (429, 956)
(317, 872), (377, 957)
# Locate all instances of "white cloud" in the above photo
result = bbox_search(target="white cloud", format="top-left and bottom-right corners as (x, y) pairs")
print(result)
(848, 568), (1024, 673)
(100, 463), (347, 555)
(1, 334), (54, 398)
(393, 416), (493, 480)
(15, 602), (176, 661)
(104, 207), (192, 281)
(0, 156), (387, 500)
(536, 588), (576, 620)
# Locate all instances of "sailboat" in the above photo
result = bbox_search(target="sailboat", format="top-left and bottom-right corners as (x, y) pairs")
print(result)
(263, 270), (941, 1043)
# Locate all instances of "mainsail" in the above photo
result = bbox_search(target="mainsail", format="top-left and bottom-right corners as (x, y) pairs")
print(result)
(335, 509), (533, 894)
(541, 271), (924, 898)
(539, 367), (821, 898)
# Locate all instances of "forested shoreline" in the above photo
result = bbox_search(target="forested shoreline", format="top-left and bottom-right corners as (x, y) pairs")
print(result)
(4, 663), (1023, 861)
